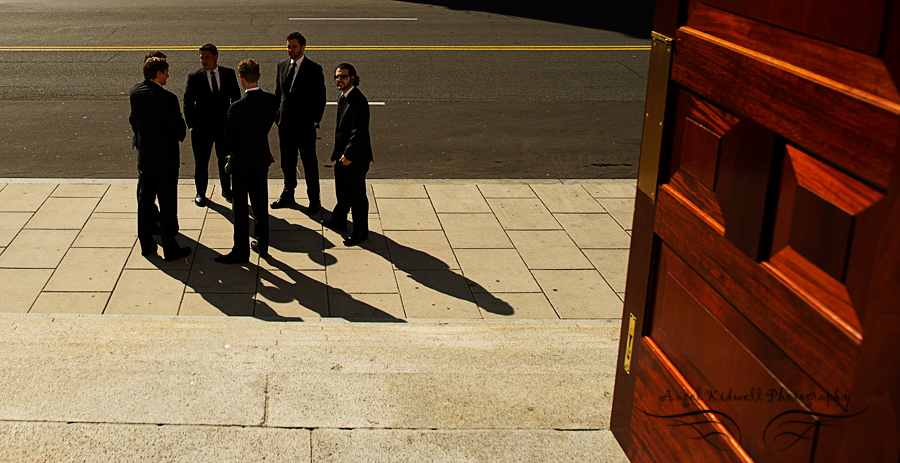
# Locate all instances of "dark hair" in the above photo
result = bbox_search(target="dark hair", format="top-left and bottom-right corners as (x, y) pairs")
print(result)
(238, 58), (261, 83)
(336, 63), (359, 86)
(144, 50), (166, 61)
(143, 57), (169, 80)
(199, 43), (218, 55)
(286, 32), (306, 47)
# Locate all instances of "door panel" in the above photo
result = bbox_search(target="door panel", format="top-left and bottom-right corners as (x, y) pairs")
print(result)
(614, 1), (900, 459)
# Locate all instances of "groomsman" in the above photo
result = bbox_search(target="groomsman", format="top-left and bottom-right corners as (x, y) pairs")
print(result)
(183, 43), (242, 206)
(215, 59), (280, 264)
(322, 63), (373, 247)
(272, 31), (326, 214)
(129, 57), (191, 261)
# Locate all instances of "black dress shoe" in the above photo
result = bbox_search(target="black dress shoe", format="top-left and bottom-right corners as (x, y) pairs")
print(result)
(321, 219), (347, 232)
(163, 246), (192, 262)
(222, 189), (233, 204)
(251, 240), (269, 258)
(214, 252), (249, 264)
(271, 196), (296, 209)
(141, 246), (159, 258)
(343, 235), (368, 247)
(305, 202), (321, 215)
(194, 195), (209, 207)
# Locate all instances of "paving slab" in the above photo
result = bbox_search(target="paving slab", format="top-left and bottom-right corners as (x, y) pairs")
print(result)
(179, 292), (256, 317)
(94, 184), (137, 213)
(533, 270), (623, 319)
(385, 230), (459, 270)
(437, 213), (512, 250)
(584, 183), (637, 198)
(507, 230), (594, 270)
(598, 198), (636, 230)
(555, 213), (631, 249)
(0, 268), (53, 312)
(454, 248), (541, 293)
(123, 230), (201, 270)
(255, 269), (329, 318)
(584, 249), (630, 293)
(50, 183), (109, 198)
(312, 429), (628, 463)
(0, 229), (79, 269)
(0, 183), (55, 212)
(29, 292), (110, 315)
(378, 198), (441, 230)
(396, 270), (481, 319)
(531, 184), (605, 213)
(0, 212), (31, 247)
(197, 217), (240, 249)
(25, 197), (99, 230)
(0, 422), (310, 463)
(475, 292), (559, 319)
(426, 184), (492, 213)
(372, 183), (428, 198)
(478, 184), (536, 198)
(328, 293), (406, 319)
(73, 215), (137, 248)
(322, 214), (388, 250)
(325, 249), (398, 294)
(263, 231), (327, 271)
(105, 269), (188, 315)
(187, 248), (260, 294)
(44, 247), (130, 292)
(488, 198), (561, 230)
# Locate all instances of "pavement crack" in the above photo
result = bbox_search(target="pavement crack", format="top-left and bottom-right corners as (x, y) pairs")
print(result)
(618, 61), (645, 79)
(261, 374), (269, 426)
(106, 52), (119, 63)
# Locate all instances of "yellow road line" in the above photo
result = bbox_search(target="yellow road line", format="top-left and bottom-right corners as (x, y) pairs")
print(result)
(0, 45), (650, 52)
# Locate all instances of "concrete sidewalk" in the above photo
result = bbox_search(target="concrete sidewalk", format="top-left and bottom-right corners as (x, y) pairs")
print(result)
(0, 179), (635, 320)
(0, 179), (634, 462)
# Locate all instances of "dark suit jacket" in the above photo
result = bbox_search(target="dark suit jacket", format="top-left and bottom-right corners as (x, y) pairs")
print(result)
(274, 56), (326, 127)
(332, 88), (373, 164)
(225, 89), (280, 173)
(183, 66), (241, 131)
(129, 80), (187, 177)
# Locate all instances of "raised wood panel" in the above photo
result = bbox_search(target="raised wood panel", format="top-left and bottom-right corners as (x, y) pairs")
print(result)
(672, 27), (898, 190)
(700, 0), (888, 56)
(686, 4), (900, 103)
(629, 337), (750, 463)
(650, 245), (822, 463)
(655, 186), (859, 394)
(681, 117), (721, 189)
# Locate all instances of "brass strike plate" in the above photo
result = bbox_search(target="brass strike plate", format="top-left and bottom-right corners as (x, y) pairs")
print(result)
(624, 313), (636, 374)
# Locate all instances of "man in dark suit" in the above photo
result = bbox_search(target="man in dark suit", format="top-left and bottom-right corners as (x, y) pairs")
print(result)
(215, 59), (280, 264)
(322, 63), (373, 247)
(272, 31), (326, 214)
(183, 43), (242, 207)
(129, 57), (191, 262)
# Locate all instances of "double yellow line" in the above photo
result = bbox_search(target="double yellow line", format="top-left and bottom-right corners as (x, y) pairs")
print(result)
(0, 45), (650, 52)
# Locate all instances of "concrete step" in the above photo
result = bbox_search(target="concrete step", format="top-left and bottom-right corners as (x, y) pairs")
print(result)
(0, 314), (629, 462)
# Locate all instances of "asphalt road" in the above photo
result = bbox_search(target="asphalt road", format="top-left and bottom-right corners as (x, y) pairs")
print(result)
(0, 0), (653, 179)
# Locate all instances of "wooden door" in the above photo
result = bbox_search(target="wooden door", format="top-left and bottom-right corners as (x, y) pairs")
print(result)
(611, 1), (900, 462)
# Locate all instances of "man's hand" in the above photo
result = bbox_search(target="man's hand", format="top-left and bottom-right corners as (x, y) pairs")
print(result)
(340, 155), (351, 166)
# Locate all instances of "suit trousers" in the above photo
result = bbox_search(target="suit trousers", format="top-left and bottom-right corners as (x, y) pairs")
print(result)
(278, 124), (319, 203)
(191, 128), (231, 196)
(231, 168), (269, 257)
(137, 171), (179, 256)
(332, 160), (370, 239)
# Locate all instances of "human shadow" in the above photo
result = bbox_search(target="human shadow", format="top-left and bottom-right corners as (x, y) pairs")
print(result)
(395, 0), (655, 38)
(324, 213), (516, 317)
(142, 199), (404, 321)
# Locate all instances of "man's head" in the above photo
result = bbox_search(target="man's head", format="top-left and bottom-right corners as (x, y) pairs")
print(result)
(144, 50), (167, 62)
(334, 63), (359, 91)
(286, 32), (306, 61)
(199, 43), (219, 71)
(144, 57), (169, 85)
(238, 58), (261, 88)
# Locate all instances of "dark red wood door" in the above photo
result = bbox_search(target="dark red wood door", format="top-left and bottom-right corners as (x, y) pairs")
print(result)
(612, 1), (900, 462)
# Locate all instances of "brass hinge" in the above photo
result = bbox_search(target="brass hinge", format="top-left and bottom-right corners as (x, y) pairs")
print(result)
(637, 31), (675, 201)
(624, 313), (637, 374)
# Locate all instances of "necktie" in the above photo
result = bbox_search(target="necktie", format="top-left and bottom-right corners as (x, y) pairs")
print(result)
(210, 71), (219, 95)
(286, 62), (296, 93)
